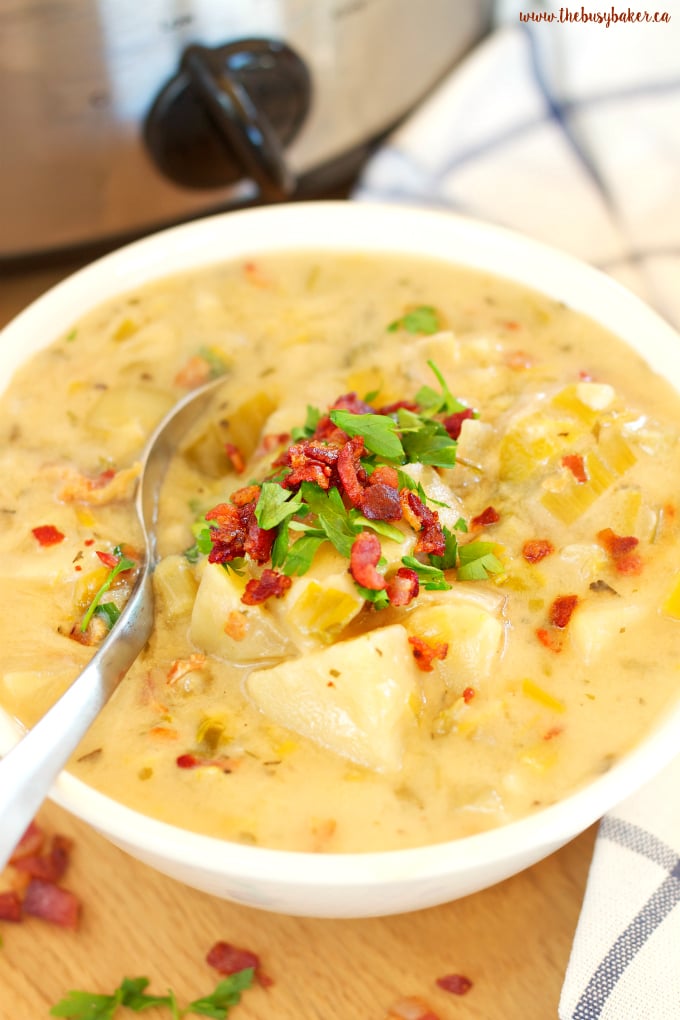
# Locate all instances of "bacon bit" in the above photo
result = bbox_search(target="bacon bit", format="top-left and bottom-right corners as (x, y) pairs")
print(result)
(4, 820), (81, 929)
(386, 996), (441, 1020)
(96, 549), (121, 568)
(241, 568), (292, 605)
(337, 435), (368, 508)
(283, 440), (337, 491)
(386, 567), (419, 607)
(442, 407), (474, 439)
(257, 431), (290, 456)
(10, 820), (45, 862)
(400, 490), (445, 556)
(166, 653), (207, 686)
(174, 354), (213, 388)
(310, 818), (337, 852)
(224, 442), (246, 475)
(536, 627), (564, 653)
(462, 686), (475, 703)
(22, 878), (80, 929)
(349, 532), (385, 591)
(522, 539), (554, 564)
(224, 611), (248, 640)
(361, 483), (402, 521)
(206, 501), (273, 565)
(377, 399), (419, 416)
(148, 726), (179, 740)
(436, 973), (473, 996)
(614, 554), (643, 575)
(59, 463), (139, 505)
(206, 940), (273, 988)
(31, 524), (65, 547)
(471, 505), (500, 528)
(331, 392), (375, 415)
(562, 454), (588, 483)
(243, 260), (274, 289)
(67, 616), (108, 646)
(0, 890), (22, 922)
(549, 594), (579, 629)
(543, 725), (564, 740)
(230, 484), (261, 507)
(12, 835), (72, 884)
(176, 753), (240, 772)
(408, 635), (449, 672)
(596, 527), (643, 575)
(369, 465), (400, 489)
(505, 348), (533, 370)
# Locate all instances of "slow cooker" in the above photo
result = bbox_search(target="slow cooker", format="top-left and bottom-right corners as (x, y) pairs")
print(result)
(0, 0), (492, 261)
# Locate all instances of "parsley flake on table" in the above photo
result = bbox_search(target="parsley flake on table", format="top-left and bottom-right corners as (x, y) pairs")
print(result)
(50, 969), (255, 1020)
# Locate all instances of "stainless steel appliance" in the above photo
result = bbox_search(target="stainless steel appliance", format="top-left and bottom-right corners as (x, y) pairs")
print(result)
(0, 0), (492, 259)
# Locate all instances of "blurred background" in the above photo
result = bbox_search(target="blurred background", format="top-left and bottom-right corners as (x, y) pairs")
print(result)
(1, 0), (677, 330)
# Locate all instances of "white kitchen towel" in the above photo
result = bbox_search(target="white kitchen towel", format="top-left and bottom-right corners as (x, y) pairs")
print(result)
(353, 2), (680, 331)
(353, 4), (680, 1017)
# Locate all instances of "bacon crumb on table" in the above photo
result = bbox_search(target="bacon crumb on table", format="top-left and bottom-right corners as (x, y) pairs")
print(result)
(206, 940), (273, 987)
(1, 819), (80, 930)
(23, 878), (80, 930)
(436, 973), (473, 995)
(386, 995), (441, 1020)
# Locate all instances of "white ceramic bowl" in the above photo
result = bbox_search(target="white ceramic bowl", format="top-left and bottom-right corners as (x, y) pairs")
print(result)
(2, 201), (680, 918)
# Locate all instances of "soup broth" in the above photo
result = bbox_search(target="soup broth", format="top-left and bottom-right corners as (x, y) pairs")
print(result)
(2, 252), (680, 853)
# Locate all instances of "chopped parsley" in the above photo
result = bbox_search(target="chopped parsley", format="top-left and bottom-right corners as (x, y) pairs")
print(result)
(197, 346), (229, 379)
(193, 361), (499, 604)
(290, 404), (321, 441)
(80, 546), (136, 632)
(329, 409), (404, 461)
(387, 305), (442, 335)
(457, 541), (504, 581)
(255, 483), (303, 530)
(184, 516), (215, 563)
(50, 970), (254, 1020)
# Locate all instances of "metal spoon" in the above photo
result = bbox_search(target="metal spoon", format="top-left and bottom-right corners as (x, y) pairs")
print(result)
(0, 375), (226, 869)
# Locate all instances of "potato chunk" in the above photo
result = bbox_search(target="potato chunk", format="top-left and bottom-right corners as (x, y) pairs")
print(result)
(405, 600), (504, 687)
(246, 625), (421, 771)
(190, 562), (296, 663)
(569, 600), (645, 665)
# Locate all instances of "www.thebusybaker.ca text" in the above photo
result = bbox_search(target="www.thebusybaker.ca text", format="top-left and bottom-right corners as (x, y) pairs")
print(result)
(519, 7), (671, 26)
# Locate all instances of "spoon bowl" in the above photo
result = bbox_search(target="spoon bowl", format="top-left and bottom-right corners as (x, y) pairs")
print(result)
(0, 375), (225, 868)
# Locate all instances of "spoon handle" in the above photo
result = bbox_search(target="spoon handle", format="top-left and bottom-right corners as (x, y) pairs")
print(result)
(0, 571), (154, 870)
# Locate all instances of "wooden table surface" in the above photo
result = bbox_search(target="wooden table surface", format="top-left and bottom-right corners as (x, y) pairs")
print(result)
(0, 258), (595, 1020)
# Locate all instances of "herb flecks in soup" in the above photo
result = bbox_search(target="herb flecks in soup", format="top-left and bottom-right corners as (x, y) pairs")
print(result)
(2, 253), (680, 854)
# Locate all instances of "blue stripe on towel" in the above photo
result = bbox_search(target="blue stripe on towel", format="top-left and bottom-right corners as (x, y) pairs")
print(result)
(571, 817), (680, 1018)
(522, 25), (613, 204)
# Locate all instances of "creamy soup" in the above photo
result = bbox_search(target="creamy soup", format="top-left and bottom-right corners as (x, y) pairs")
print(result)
(2, 252), (680, 854)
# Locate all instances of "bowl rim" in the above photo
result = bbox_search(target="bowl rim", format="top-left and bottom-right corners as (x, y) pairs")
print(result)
(3, 199), (680, 888)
